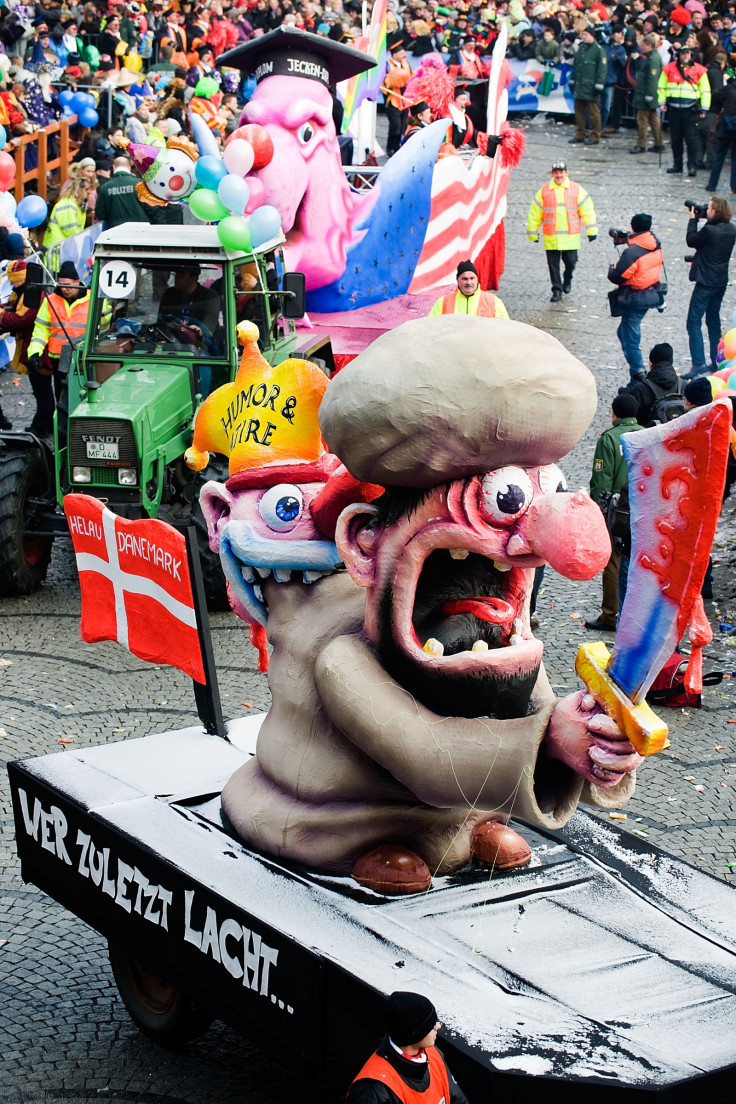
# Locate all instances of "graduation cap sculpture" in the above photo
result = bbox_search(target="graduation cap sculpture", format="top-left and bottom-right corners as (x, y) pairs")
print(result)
(217, 25), (376, 86)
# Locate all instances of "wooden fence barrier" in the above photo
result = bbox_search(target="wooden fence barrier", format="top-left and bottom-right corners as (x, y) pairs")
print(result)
(12, 116), (80, 203)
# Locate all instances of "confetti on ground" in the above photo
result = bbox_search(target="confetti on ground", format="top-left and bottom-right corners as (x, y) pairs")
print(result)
(684, 775), (695, 781)
(570, 612), (581, 620)
(58, 738), (74, 744)
(0, 729), (6, 738)
(0, 659), (13, 667)
(714, 745), (726, 751)
(695, 785), (705, 792)
(609, 812), (627, 820)
(241, 701), (253, 707)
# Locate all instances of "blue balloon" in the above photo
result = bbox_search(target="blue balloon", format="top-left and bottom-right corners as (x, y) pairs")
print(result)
(249, 204), (282, 248)
(70, 91), (93, 114)
(78, 107), (99, 128)
(16, 194), (48, 229)
(62, 106), (74, 118)
(58, 89), (75, 107)
(217, 173), (249, 216)
(195, 155), (227, 191)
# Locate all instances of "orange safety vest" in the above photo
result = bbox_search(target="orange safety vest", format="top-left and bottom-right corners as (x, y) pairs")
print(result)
(441, 289), (497, 315)
(540, 181), (582, 238)
(352, 1047), (451, 1104)
(619, 232), (663, 290)
(46, 292), (90, 356)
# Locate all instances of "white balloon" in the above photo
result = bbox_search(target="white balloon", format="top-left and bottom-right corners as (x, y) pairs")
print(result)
(223, 138), (255, 178)
(0, 190), (17, 217)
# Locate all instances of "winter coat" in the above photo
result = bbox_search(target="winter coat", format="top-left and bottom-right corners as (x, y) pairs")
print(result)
(605, 41), (627, 86)
(608, 230), (664, 307)
(346, 1036), (469, 1104)
(711, 80), (736, 135)
(570, 39), (607, 100)
(706, 61), (725, 112)
(590, 417), (644, 505)
(535, 37), (560, 63)
(632, 48), (662, 109)
(630, 362), (683, 426)
(686, 215), (736, 286)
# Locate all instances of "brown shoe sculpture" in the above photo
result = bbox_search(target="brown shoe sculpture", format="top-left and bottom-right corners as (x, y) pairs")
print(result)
(352, 845), (432, 895)
(471, 820), (532, 871)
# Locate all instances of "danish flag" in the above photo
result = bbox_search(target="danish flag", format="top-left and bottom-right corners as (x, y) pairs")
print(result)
(63, 495), (205, 683)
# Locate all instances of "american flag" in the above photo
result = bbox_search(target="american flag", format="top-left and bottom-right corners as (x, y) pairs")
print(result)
(409, 25), (512, 295)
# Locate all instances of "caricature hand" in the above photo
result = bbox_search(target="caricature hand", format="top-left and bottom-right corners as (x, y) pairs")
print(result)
(547, 690), (643, 787)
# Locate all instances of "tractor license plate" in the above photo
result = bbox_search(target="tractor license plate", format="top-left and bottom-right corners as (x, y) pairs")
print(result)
(86, 441), (119, 461)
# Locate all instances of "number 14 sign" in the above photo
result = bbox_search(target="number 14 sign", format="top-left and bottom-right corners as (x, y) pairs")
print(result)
(98, 260), (136, 299)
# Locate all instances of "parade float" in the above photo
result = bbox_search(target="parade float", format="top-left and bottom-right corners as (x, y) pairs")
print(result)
(9, 315), (736, 1100)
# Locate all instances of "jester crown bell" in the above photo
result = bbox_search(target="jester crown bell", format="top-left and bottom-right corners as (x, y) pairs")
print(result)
(185, 322), (332, 489)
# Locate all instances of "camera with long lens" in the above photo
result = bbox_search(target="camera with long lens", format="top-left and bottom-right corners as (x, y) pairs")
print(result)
(608, 227), (630, 247)
(684, 199), (708, 219)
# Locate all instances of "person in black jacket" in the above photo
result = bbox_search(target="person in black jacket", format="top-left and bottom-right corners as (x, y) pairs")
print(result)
(683, 194), (736, 377)
(705, 72), (736, 191)
(628, 342), (683, 425)
(346, 992), (469, 1104)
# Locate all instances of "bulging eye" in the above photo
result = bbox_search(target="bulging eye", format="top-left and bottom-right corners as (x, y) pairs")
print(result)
(258, 484), (304, 531)
(538, 464), (568, 494)
(297, 122), (315, 144)
(479, 467), (534, 527)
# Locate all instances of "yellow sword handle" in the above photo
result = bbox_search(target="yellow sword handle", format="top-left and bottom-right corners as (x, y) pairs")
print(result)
(575, 641), (669, 757)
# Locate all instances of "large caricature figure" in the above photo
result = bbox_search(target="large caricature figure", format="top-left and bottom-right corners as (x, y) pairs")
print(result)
(213, 317), (649, 894)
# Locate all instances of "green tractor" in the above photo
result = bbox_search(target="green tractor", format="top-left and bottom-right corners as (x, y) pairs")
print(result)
(0, 223), (333, 605)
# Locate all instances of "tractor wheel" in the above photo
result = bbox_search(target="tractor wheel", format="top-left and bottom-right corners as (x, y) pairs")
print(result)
(0, 449), (53, 596)
(108, 940), (214, 1047)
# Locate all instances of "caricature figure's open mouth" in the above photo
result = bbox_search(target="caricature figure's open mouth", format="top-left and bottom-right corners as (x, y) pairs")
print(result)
(378, 542), (544, 721)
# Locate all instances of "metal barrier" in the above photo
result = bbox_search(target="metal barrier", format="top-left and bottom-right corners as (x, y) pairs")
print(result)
(11, 115), (80, 202)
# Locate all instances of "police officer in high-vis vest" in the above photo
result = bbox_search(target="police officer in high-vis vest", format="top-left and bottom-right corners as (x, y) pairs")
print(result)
(428, 259), (509, 317)
(26, 260), (92, 438)
(526, 158), (598, 302)
(346, 991), (469, 1104)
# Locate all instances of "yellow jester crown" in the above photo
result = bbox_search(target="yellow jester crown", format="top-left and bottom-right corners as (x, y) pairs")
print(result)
(185, 321), (329, 481)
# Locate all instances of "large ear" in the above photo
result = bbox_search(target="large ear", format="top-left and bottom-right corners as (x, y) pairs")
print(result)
(198, 480), (236, 553)
(335, 502), (380, 587)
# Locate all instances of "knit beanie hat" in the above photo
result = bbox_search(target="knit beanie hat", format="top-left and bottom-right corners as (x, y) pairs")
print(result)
(456, 259), (478, 277)
(612, 393), (638, 419)
(684, 376), (713, 406)
(58, 260), (80, 281)
(385, 992), (438, 1046)
(649, 342), (673, 364)
(631, 213), (652, 233)
(6, 259), (27, 286)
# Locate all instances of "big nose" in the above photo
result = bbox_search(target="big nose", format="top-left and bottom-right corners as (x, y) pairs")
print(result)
(511, 491), (611, 579)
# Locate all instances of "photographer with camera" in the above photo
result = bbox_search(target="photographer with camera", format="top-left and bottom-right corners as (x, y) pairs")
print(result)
(682, 195), (736, 378)
(607, 213), (665, 381)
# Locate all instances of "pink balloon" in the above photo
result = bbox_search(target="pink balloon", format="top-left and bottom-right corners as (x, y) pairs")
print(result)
(223, 138), (255, 178)
(0, 150), (15, 192)
(244, 177), (266, 214)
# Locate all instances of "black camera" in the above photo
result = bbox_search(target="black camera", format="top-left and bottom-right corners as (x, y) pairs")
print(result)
(685, 199), (708, 219)
(609, 227), (630, 246)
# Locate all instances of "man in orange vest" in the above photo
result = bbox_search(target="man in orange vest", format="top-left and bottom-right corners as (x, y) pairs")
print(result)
(428, 259), (509, 317)
(346, 991), (469, 1104)
(26, 261), (92, 439)
(384, 40), (413, 157)
(526, 158), (598, 302)
(607, 212), (665, 381)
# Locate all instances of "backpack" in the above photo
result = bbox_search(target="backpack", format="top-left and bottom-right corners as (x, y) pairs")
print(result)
(648, 652), (723, 708)
(598, 484), (631, 548)
(641, 377), (685, 424)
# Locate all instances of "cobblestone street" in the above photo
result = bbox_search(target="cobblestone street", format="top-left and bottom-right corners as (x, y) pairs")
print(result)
(1, 116), (735, 1103)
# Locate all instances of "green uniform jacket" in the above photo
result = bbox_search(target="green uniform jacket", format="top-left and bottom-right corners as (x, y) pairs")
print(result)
(632, 49), (663, 110)
(570, 40), (607, 101)
(589, 417), (643, 505)
(95, 170), (150, 228)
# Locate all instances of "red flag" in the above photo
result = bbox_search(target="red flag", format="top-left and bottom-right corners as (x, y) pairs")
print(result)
(63, 495), (205, 683)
